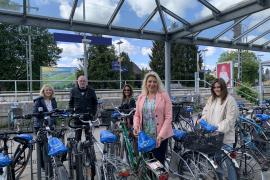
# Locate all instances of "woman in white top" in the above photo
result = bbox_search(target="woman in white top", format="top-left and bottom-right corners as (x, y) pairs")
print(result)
(201, 78), (239, 146)
(33, 84), (57, 131)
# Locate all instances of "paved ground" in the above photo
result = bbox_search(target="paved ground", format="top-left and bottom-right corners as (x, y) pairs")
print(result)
(9, 126), (270, 179)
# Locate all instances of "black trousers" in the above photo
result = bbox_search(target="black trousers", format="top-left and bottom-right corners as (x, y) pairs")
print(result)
(151, 139), (168, 165)
(74, 121), (91, 141)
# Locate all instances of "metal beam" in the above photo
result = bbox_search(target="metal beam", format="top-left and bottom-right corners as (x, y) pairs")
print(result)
(161, 5), (190, 27)
(155, 0), (167, 34)
(233, 16), (270, 43)
(23, 0), (27, 17)
(213, 16), (248, 41)
(174, 37), (270, 52)
(140, 7), (158, 31)
(107, 0), (125, 28)
(248, 29), (270, 45)
(262, 40), (270, 48)
(0, 10), (165, 41)
(69, 0), (78, 24)
(198, 0), (221, 15)
(170, 0), (270, 40)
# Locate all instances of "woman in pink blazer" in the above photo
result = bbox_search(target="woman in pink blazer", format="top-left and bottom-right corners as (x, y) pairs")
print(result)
(133, 71), (173, 164)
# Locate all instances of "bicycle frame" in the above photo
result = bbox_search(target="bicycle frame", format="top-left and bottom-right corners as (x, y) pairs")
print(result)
(0, 132), (34, 180)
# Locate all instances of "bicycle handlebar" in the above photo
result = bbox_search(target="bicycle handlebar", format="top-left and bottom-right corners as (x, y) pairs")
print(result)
(67, 113), (100, 129)
(114, 108), (136, 118)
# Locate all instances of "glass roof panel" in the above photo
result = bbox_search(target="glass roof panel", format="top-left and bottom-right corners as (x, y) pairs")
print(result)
(0, 0), (22, 13)
(28, 0), (72, 19)
(73, 0), (119, 25)
(112, 0), (150, 29)
(199, 0), (248, 19)
(198, 21), (234, 39)
(144, 13), (164, 33)
(160, 0), (202, 24)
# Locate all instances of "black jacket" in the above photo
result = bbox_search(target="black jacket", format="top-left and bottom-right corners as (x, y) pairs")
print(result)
(119, 97), (136, 110)
(69, 86), (98, 116)
(33, 96), (57, 128)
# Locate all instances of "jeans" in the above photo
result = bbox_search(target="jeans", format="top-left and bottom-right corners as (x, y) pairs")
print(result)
(215, 143), (237, 180)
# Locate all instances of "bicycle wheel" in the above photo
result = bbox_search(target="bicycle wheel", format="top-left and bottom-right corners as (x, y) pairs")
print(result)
(236, 151), (263, 180)
(180, 150), (219, 179)
(105, 163), (117, 180)
(78, 142), (96, 180)
(54, 165), (69, 180)
(212, 150), (239, 180)
(174, 116), (194, 132)
(14, 145), (33, 179)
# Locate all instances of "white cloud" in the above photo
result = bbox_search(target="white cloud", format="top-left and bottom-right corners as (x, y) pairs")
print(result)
(126, 0), (196, 22)
(59, 0), (119, 24)
(141, 47), (152, 56)
(205, 64), (216, 71)
(246, 9), (270, 33)
(57, 43), (84, 67)
(203, 46), (216, 57)
(138, 63), (150, 70)
(126, 0), (156, 18)
(58, 43), (83, 57)
(246, 35), (268, 45)
(199, 0), (244, 18)
(57, 58), (82, 67)
(112, 38), (140, 55)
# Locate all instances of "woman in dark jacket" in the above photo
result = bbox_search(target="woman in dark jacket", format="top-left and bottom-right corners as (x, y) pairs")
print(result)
(119, 84), (136, 128)
(33, 84), (57, 132)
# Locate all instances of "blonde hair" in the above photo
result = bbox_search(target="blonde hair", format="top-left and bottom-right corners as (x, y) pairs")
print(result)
(40, 84), (55, 98)
(141, 71), (165, 95)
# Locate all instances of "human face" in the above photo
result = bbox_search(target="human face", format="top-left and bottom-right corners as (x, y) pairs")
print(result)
(44, 87), (53, 98)
(78, 76), (87, 89)
(213, 82), (221, 97)
(146, 76), (158, 94)
(123, 87), (131, 97)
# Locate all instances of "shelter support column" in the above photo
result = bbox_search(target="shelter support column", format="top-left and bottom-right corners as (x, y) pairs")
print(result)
(165, 41), (171, 97)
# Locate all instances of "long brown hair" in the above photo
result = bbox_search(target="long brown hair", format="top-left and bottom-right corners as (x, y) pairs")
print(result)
(211, 78), (228, 104)
(122, 84), (133, 101)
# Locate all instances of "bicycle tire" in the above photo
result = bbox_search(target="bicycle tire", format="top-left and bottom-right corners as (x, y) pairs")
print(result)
(14, 146), (33, 179)
(212, 150), (239, 180)
(54, 166), (69, 180)
(174, 116), (194, 132)
(236, 150), (263, 180)
(180, 150), (219, 179)
(105, 163), (117, 180)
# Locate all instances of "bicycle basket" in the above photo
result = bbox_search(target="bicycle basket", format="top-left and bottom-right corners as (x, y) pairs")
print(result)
(183, 131), (224, 154)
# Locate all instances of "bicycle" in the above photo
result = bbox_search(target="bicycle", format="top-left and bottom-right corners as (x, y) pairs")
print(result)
(109, 108), (169, 180)
(67, 112), (99, 180)
(18, 111), (69, 180)
(172, 101), (195, 132)
(167, 128), (219, 179)
(0, 131), (35, 180)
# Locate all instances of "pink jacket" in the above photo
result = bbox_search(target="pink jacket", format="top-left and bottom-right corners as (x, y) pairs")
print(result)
(133, 91), (173, 140)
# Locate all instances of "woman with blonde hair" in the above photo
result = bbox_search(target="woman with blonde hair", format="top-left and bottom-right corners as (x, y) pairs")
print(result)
(133, 71), (173, 164)
(33, 84), (57, 131)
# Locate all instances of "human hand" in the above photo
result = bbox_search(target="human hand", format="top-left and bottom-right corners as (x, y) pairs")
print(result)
(156, 136), (163, 148)
(199, 119), (218, 133)
(133, 128), (139, 137)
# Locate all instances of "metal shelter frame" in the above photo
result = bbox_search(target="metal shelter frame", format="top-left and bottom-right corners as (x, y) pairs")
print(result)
(1, 0), (270, 95)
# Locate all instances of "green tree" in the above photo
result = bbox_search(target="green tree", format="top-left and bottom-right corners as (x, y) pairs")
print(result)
(0, 0), (19, 11)
(0, 24), (61, 91)
(84, 43), (137, 89)
(218, 51), (258, 85)
(87, 45), (119, 89)
(149, 41), (201, 86)
(120, 52), (136, 83)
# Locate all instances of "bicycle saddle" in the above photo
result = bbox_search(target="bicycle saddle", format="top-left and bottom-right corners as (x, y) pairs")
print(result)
(13, 134), (33, 144)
